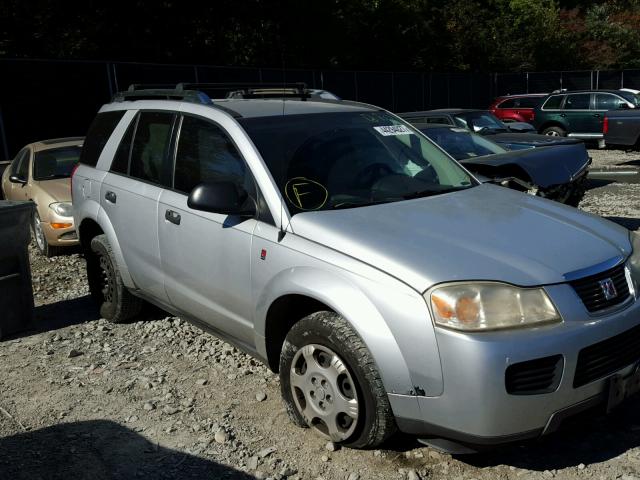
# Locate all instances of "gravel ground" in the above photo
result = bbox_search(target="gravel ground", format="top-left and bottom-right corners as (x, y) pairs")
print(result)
(1, 148), (640, 480)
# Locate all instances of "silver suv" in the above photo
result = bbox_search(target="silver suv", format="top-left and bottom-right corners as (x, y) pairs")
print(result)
(73, 85), (640, 452)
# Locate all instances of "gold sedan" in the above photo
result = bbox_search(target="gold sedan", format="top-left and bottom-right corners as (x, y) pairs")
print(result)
(1, 137), (83, 257)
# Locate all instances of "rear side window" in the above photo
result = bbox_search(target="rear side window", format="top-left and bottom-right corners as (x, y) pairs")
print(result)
(564, 94), (591, 110)
(517, 97), (543, 108)
(543, 95), (564, 109)
(79, 110), (126, 167)
(173, 115), (252, 195)
(129, 111), (175, 187)
(497, 99), (515, 108)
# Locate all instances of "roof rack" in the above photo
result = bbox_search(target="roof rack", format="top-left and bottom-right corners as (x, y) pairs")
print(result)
(113, 82), (317, 103)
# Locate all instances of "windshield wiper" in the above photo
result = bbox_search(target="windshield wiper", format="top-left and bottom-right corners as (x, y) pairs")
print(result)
(329, 198), (401, 210)
(402, 186), (469, 200)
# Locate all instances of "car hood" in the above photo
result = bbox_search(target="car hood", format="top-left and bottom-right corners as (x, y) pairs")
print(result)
(488, 132), (582, 147)
(33, 178), (72, 203)
(289, 184), (630, 292)
(460, 143), (590, 188)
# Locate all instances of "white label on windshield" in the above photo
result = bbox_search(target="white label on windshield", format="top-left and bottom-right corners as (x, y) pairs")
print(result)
(373, 125), (414, 136)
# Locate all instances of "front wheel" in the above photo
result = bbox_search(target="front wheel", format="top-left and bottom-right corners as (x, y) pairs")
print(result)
(279, 311), (396, 449)
(32, 212), (61, 258)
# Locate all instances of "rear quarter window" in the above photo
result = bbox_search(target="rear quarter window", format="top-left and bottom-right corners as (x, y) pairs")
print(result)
(79, 110), (126, 167)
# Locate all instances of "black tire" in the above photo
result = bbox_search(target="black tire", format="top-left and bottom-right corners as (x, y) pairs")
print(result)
(32, 212), (62, 258)
(279, 311), (396, 449)
(88, 234), (142, 323)
(541, 126), (566, 137)
(564, 178), (588, 207)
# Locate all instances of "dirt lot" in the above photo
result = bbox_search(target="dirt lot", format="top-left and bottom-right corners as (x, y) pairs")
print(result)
(1, 149), (640, 480)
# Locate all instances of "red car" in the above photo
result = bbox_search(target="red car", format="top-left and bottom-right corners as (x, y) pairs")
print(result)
(489, 94), (547, 123)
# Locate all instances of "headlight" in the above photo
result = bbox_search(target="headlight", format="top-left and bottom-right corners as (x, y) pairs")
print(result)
(628, 231), (640, 297)
(428, 282), (561, 331)
(49, 202), (73, 217)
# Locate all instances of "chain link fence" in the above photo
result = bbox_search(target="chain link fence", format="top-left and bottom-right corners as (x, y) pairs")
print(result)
(1, 58), (639, 159)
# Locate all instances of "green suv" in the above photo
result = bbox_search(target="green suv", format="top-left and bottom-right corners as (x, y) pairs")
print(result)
(533, 89), (640, 144)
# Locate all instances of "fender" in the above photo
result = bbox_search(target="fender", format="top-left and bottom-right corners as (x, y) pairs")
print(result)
(76, 193), (136, 289)
(254, 266), (424, 397)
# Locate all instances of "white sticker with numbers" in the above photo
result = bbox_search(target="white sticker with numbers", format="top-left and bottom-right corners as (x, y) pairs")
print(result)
(373, 125), (414, 136)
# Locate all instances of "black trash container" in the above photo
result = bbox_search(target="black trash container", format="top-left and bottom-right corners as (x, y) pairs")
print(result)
(0, 200), (35, 339)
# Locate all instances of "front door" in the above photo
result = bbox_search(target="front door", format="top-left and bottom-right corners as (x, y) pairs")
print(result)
(100, 110), (176, 302)
(158, 114), (257, 344)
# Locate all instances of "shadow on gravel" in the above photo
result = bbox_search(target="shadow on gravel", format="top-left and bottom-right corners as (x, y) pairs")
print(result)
(606, 216), (640, 231)
(586, 178), (616, 189)
(31, 295), (101, 333)
(462, 399), (640, 471)
(0, 420), (254, 480)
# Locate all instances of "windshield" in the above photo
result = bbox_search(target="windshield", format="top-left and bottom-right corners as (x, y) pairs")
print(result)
(453, 112), (507, 133)
(33, 146), (81, 181)
(421, 127), (507, 160)
(239, 111), (475, 214)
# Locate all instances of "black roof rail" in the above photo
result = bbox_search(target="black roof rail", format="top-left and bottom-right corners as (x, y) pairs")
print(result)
(112, 86), (213, 105)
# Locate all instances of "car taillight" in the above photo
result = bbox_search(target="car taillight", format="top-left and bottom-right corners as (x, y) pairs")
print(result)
(530, 111), (535, 122)
(603, 115), (609, 134)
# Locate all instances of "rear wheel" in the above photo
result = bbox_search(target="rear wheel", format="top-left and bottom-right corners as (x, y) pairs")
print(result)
(542, 126), (566, 137)
(279, 311), (396, 449)
(87, 234), (142, 323)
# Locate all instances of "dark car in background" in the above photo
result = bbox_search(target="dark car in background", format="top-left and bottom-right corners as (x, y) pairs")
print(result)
(0, 161), (9, 198)
(533, 89), (640, 144)
(603, 108), (640, 149)
(419, 125), (590, 206)
(399, 109), (584, 150)
(489, 94), (547, 123)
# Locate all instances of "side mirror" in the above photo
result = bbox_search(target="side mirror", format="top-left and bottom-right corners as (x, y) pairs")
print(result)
(187, 182), (256, 216)
(9, 174), (26, 184)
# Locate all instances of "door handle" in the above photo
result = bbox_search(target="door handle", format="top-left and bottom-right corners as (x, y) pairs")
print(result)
(165, 209), (181, 225)
(560, 113), (566, 117)
(593, 113), (601, 118)
(104, 191), (117, 204)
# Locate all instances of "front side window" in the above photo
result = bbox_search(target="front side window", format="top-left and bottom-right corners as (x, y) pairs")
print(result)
(129, 111), (175, 186)
(173, 115), (253, 195)
(16, 149), (30, 178)
(595, 94), (623, 110)
(543, 95), (564, 109)
(33, 146), (81, 181)
(10, 149), (28, 176)
(239, 111), (475, 215)
(564, 94), (591, 110)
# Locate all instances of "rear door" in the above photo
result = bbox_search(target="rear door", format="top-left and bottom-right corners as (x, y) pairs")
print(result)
(595, 93), (628, 133)
(158, 113), (258, 344)
(561, 93), (593, 134)
(100, 110), (176, 302)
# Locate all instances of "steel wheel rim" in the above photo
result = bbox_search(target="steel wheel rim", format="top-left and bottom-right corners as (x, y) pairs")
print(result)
(34, 215), (46, 251)
(98, 254), (115, 303)
(290, 344), (360, 442)
(546, 130), (560, 136)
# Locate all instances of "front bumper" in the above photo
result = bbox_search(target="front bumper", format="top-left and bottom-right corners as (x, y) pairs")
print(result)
(389, 283), (640, 447)
(42, 213), (79, 247)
